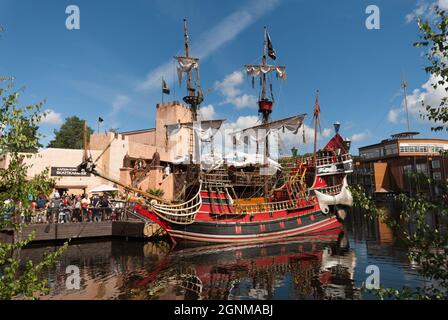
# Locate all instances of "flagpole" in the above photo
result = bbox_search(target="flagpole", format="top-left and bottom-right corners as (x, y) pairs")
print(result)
(162, 78), (164, 104)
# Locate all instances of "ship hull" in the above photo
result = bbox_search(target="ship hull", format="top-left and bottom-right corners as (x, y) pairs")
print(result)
(134, 204), (342, 244)
(168, 215), (341, 243)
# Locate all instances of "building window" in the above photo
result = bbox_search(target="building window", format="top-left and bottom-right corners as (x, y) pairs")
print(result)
(416, 163), (428, 175)
(432, 160), (441, 169)
(433, 172), (442, 181)
(403, 164), (412, 173)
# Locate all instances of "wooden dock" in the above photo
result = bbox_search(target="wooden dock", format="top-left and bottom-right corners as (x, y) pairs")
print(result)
(0, 221), (166, 244)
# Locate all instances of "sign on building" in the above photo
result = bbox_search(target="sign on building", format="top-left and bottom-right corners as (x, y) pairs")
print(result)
(51, 167), (91, 177)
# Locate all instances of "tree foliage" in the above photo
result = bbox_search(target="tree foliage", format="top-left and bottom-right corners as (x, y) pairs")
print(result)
(351, 183), (448, 299)
(0, 78), (67, 300)
(47, 116), (93, 149)
(147, 188), (165, 198)
(415, 6), (448, 131)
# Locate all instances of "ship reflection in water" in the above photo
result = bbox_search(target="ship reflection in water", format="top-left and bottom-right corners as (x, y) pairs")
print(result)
(29, 209), (427, 300)
(137, 231), (358, 300)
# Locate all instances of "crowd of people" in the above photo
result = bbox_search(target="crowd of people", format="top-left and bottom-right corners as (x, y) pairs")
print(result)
(27, 191), (128, 224)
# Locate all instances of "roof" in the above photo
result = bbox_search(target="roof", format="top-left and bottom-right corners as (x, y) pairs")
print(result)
(120, 128), (155, 135)
(359, 137), (448, 150)
(390, 131), (420, 139)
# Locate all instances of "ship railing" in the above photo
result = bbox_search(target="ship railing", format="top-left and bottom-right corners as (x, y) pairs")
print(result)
(149, 182), (202, 225)
(232, 172), (276, 185)
(203, 173), (231, 184)
(313, 184), (343, 195)
(300, 153), (352, 167)
(233, 199), (305, 215)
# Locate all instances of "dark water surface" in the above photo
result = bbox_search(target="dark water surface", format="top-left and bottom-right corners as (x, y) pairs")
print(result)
(21, 206), (429, 300)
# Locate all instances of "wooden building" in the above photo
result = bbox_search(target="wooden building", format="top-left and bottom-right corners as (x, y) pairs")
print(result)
(350, 132), (448, 197)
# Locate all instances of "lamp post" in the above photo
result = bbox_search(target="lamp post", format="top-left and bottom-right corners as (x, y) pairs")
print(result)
(343, 138), (351, 152)
(334, 122), (341, 134)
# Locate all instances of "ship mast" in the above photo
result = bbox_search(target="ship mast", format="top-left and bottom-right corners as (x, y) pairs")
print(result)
(245, 26), (286, 202)
(313, 91), (320, 168)
(176, 18), (203, 121)
(175, 18), (203, 163)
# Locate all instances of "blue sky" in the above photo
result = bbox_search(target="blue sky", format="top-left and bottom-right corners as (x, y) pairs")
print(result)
(1, 0), (446, 154)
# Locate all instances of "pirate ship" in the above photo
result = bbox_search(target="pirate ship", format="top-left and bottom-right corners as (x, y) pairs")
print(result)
(79, 19), (354, 244)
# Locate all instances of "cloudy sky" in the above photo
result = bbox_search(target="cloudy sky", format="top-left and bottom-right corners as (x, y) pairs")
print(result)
(1, 0), (447, 154)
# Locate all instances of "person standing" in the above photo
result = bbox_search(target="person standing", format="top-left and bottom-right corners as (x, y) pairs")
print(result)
(81, 195), (90, 222)
(74, 196), (82, 222)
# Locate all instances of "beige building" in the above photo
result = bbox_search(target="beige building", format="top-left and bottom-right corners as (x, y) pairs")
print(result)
(0, 101), (194, 200)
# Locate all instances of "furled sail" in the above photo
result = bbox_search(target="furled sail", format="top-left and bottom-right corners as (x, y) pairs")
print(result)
(166, 119), (225, 141)
(238, 114), (305, 135)
(176, 56), (199, 72)
(245, 64), (287, 80)
(230, 114), (305, 146)
(175, 56), (200, 85)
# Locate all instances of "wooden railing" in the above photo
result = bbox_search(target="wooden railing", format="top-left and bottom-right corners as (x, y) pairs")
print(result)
(314, 184), (343, 195)
(233, 198), (310, 215)
(149, 183), (203, 225)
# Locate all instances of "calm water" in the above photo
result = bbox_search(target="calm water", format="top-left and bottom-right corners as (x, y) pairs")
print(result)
(21, 205), (429, 300)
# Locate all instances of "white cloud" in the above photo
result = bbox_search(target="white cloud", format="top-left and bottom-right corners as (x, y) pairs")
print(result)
(199, 104), (217, 120)
(136, 0), (280, 92)
(232, 94), (258, 109)
(215, 71), (258, 109)
(350, 131), (372, 143)
(224, 115), (260, 130)
(403, 75), (445, 123)
(40, 109), (63, 125)
(112, 94), (130, 113)
(386, 74), (447, 127)
(387, 108), (401, 123)
(439, 0), (448, 9)
(216, 71), (243, 98)
(405, 0), (448, 23)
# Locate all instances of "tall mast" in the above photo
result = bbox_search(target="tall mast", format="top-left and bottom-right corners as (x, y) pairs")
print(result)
(175, 18), (203, 122)
(261, 26), (268, 108)
(175, 18), (203, 164)
(313, 91), (320, 168)
(184, 18), (194, 99)
(401, 74), (411, 132)
(245, 26), (287, 202)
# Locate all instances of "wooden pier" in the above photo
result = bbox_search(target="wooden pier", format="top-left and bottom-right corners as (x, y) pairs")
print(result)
(0, 221), (165, 244)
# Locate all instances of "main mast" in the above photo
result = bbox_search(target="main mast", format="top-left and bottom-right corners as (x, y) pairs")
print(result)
(245, 27), (286, 201)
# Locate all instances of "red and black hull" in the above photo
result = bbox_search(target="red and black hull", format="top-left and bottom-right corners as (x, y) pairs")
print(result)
(166, 211), (341, 243)
(134, 190), (343, 244)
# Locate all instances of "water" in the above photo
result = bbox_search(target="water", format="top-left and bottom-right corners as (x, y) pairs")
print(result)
(21, 206), (429, 300)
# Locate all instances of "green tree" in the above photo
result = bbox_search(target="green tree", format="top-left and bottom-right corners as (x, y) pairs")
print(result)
(0, 77), (67, 300)
(47, 116), (93, 149)
(146, 188), (165, 198)
(414, 6), (448, 131)
(7, 116), (43, 153)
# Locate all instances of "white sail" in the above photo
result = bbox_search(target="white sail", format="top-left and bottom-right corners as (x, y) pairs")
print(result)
(245, 64), (287, 80)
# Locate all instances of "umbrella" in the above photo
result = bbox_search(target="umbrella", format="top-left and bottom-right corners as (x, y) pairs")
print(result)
(89, 184), (119, 193)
